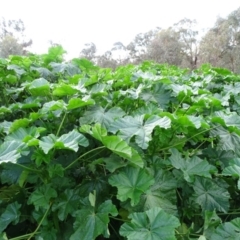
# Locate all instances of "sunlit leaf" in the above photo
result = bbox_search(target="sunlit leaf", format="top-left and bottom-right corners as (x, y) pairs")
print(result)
(80, 106), (125, 129)
(109, 115), (171, 149)
(120, 207), (180, 240)
(0, 141), (24, 164)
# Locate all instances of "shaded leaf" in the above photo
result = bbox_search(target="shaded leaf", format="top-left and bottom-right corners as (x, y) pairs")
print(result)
(109, 166), (154, 206)
(192, 177), (230, 213)
(70, 200), (118, 240)
(0, 202), (21, 232)
(169, 149), (214, 182)
(210, 218), (240, 240)
(28, 184), (57, 210)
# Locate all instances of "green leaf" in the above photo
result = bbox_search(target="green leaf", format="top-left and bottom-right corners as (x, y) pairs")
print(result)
(52, 189), (80, 221)
(67, 98), (95, 110)
(10, 118), (31, 133)
(211, 126), (240, 157)
(102, 136), (143, 168)
(203, 210), (222, 239)
(28, 78), (50, 96)
(39, 130), (88, 154)
(119, 207), (180, 240)
(48, 164), (64, 178)
(223, 158), (240, 178)
(109, 166), (154, 206)
(52, 84), (78, 96)
(81, 124), (143, 167)
(192, 177), (230, 213)
(109, 115), (171, 149)
(50, 62), (81, 76)
(0, 202), (21, 232)
(5, 127), (43, 143)
(28, 184), (57, 210)
(136, 169), (177, 214)
(70, 200), (118, 240)
(169, 149), (214, 182)
(140, 82), (171, 109)
(210, 218), (240, 240)
(0, 141), (24, 164)
(7, 64), (26, 76)
(80, 106), (125, 129)
(40, 100), (66, 115)
(4, 74), (18, 84)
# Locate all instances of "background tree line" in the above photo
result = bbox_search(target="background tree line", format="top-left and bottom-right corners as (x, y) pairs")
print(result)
(1, 6), (240, 72)
(79, 7), (240, 73)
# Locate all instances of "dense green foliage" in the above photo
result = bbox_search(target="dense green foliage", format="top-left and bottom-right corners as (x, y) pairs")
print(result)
(1, 46), (240, 239)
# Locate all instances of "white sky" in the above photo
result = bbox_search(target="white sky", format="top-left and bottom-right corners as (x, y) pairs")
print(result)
(1, 0), (240, 59)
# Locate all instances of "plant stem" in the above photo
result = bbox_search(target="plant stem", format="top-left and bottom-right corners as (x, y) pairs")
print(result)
(64, 146), (106, 170)
(159, 126), (218, 152)
(27, 203), (52, 240)
(9, 232), (40, 240)
(15, 163), (41, 173)
(56, 112), (67, 137)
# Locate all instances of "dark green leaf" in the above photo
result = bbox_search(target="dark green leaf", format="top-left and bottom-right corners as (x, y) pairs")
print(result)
(70, 200), (118, 240)
(192, 177), (230, 213)
(109, 166), (154, 206)
(0, 202), (21, 232)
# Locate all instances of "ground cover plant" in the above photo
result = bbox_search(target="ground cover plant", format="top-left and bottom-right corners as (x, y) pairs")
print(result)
(1, 46), (240, 239)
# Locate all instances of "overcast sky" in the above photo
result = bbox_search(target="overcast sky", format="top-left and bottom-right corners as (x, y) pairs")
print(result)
(1, 0), (240, 59)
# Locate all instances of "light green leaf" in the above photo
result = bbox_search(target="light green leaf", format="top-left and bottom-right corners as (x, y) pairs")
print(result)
(5, 127), (44, 143)
(192, 177), (230, 213)
(80, 124), (143, 167)
(169, 149), (213, 182)
(0, 202), (21, 232)
(67, 98), (95, 110)
(92, 123), (108, 141)
(109, 166), (154, 206)
(177, 115), (202, 129)
(40, 100), (67, 114)
(102, 136), (143, 168)
(52, 84), (78, 96)
(39, 130), (88, 154)
(70, 200), (118, 240)
(0, 141), (24, 164)
(120, 207), (180, 240)
(109, 115), (171, 149)
(210, 218), (240, 240)
(28, 78), (50, 96)
(28, 184), (57, 210)
(80, 105), (125, 129)
(10, 118), (31, 133)
(4, 74), (18, 84)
